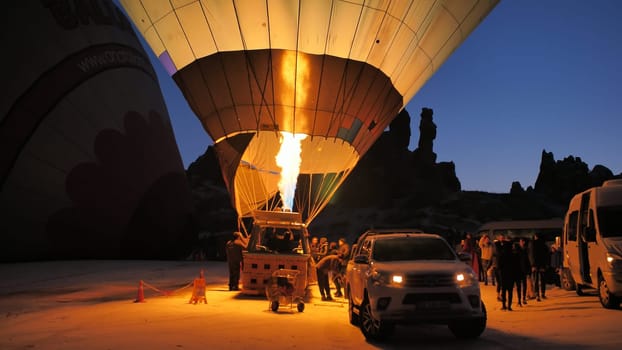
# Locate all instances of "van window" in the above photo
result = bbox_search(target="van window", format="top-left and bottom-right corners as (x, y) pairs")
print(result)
(598, 205), (622, 238)
(567, 211), (578, 242)
(586, 210), (597, 242)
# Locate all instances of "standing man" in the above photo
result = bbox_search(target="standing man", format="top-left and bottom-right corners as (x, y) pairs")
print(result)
(516, 237), (531, 305)
(337, 238), (350, 260)
(310, 236), (320, 261)
(479, 235), (494, 286)
(492, 236), (503, 299)
(332, 238), (350, 298)
(317, 237), (329, 261)
(226, 232), (247, 291)
(528, 232), (549, 301)
(497, 234), (518, 310)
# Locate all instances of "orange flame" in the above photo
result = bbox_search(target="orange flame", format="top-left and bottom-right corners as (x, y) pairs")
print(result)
(276, 132), (307, 211)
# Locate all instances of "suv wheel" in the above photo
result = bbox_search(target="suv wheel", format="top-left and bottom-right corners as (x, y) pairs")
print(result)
(598, 275), (620, 309)
(360, 298), (394, 341)
(448, 301), (487, 339)
(348, 289), (359, 326)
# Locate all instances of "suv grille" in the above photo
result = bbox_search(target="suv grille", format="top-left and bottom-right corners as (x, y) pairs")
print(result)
(402, 292), (462, 304)
(405, 273), (455, 288)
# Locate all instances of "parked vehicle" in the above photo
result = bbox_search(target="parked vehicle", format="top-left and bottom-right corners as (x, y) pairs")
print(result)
(345, 229), (486, 341)
(560, 179), (622, 309)
(476, 218), (563, 245)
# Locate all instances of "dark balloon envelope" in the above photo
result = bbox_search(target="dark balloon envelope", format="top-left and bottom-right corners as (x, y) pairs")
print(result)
(0, 1), (194, 261)
(120, 0), (498, 223)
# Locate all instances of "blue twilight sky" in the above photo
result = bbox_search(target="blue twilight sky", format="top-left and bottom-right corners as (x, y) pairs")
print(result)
(141, 0), (622, 194)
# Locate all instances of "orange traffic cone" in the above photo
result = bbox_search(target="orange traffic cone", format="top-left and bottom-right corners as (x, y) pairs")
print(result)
(134, 280), (146, 303)
(189, 270), (207, 304)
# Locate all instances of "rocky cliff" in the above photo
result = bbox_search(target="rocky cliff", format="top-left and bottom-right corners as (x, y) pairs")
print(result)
(185, 108), (620, 249)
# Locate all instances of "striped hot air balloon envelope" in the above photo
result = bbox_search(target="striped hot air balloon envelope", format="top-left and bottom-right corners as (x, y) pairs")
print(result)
(120, 0), (499, 224)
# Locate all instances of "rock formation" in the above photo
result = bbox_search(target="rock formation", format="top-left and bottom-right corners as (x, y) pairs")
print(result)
(534, 150), (618, 205)
(412, 107), (437, 166)
(185, 112), (620, 250)
(335, 108), (460, 209)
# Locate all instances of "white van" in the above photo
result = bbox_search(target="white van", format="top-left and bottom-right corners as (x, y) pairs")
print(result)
(560, 179), (622, 308)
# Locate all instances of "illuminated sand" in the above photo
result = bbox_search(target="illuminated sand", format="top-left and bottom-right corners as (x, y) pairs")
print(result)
(1, 260), (620, 349)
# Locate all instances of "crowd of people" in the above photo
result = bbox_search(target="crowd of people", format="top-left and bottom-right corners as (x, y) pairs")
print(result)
(461, 231), (562, 311)
(311, 236), (350, 301)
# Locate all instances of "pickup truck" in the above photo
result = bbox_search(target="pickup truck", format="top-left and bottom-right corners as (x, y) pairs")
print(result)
(345, 229), (486, 341)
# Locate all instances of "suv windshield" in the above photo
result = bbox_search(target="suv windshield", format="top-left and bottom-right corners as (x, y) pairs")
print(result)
(372, 237), (456, 261)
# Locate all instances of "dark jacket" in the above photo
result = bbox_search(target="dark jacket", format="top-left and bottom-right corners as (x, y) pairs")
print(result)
(528, 237), (549, 268)
(226, 238), (245, 264)
(316, 255), (343, 274)
(497, 240), (519, 278)
(517, 243), (531, 276)
(337, 243), (350, 260)
(496, 241), (518, 271)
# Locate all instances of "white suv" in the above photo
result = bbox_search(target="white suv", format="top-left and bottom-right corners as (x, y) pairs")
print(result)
(345, 229), (486, 341)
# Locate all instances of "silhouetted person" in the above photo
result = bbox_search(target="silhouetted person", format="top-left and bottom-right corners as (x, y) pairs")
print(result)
(332, 238), (350, 298)
(516, 237), (531, 305)
(270, 228), (295, 253)
(226, 232), (247, 291)
(549, 245), (562, 287)
(528, 232), (549, 301)
(492, 238), (502, 299)
(316, 237), (328, 261)
(497, 234), (519, 310)
(337, 238), (350, 260)
(310, 236), (319, 261)
(316, 255), (343, 301)
(479, 235), (494, 285)
(461, 232), (480, 278)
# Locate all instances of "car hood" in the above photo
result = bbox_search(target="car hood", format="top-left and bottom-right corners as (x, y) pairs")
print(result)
(602, 237), (622, 257)
(370, 260), (471, 274)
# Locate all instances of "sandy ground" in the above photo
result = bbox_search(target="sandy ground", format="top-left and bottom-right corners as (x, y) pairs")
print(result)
(1, 260), (621, 350)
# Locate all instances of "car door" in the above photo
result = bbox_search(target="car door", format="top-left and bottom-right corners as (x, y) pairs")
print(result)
(349, 238), (372, 305)
(346, 240), (361, 301)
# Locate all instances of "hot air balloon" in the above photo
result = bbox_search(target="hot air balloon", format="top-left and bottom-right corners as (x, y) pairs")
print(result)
(119, 0), (498, 227)
(0, 1), (194, 261)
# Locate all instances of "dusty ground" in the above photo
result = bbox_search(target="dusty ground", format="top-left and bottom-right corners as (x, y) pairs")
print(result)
(1, 260), (620, 349)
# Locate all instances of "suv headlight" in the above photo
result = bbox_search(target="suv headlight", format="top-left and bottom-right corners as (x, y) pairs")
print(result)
(456, 269), (478, 287)
(371, 270), (405, 287)
(391, 274), (404, 284)
(606, 253), (622, 270)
